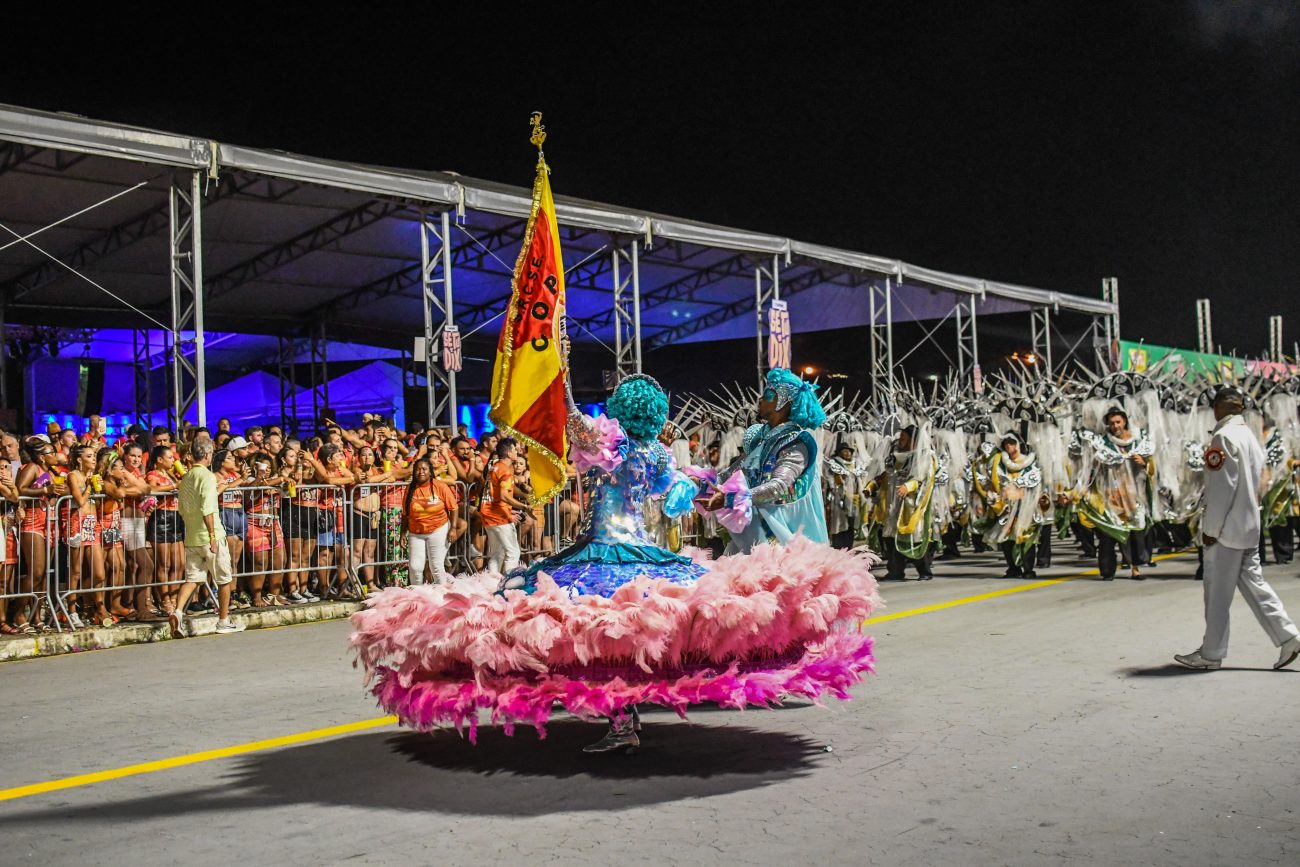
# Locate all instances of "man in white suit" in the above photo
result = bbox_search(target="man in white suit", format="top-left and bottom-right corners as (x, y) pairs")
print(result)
(1175, 386), (1300, 670)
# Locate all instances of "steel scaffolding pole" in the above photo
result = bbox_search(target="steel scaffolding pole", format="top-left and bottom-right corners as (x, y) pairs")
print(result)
(610, 241), (643, 379)
(867, 277), (895, 394)
(277, 335), (300, 435)
(132, 329), (151, 427)
(1196, 299), (1213, 354)
(418, 210), (458, 430)
(1101, 277), (1120, 371)
(1030, 307), (1054, 376)
(0, 298), (7, 410)
(1269, 315), (1283, 363)
(955, 294), (981, 391)
(168, 171), (205, 429)
(309, 323), (329, 426)
(754, 254), (780, 389)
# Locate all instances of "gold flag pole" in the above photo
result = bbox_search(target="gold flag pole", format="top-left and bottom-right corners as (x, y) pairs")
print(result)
(529, 111), (547, 157)
(530, 112), (569, 373)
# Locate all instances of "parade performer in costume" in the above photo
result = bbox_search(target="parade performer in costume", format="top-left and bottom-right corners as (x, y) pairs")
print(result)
(1076, 407), (1156, 580)
(825, 441), (865, 550)
(1259, 414), (1297, 564)
(350, 371), (880, 753)
(981, 432), (1047, 578)
(348, 118), (878, 754)
(872, 424), (938, 581)
(701, 368), (831, 553)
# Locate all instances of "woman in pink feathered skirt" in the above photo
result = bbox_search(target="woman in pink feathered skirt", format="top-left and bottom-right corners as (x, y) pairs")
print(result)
(350, 370), (881, 753)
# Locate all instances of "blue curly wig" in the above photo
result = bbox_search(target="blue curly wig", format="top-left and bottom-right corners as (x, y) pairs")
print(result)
(607, 374), (670, 440)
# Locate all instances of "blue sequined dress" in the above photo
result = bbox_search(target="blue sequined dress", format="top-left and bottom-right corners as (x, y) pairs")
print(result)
(512, 412), (703, 597)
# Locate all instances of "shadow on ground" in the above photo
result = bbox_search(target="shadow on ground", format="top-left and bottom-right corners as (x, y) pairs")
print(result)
(0, 721), (822, 822)
(1120, 663), (1292, 677)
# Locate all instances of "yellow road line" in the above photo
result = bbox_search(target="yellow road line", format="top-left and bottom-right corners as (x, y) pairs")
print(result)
(864, 550), (1189, 625)
(863, 574), (1084, 624)
(0, 550), (1193, 803)
(0, 715), (396, 803)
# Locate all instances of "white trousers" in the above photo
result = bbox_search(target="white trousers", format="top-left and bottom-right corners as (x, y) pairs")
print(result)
(485, 523), (521, 575)
(1201, 544), (1298, 660)
(408, 524), (450, 584)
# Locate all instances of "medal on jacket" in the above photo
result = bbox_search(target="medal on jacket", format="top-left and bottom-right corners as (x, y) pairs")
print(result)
(1204, 447), (1225, 471)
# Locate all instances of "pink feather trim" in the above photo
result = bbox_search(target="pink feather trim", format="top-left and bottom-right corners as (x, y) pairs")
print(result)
(371, 632), (875, 742)
(350, 536), (882, 740)
(571, 414), (625, 474)
(351, 536), (880, 679)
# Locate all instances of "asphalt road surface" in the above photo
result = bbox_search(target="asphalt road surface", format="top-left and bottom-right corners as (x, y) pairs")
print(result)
(2, 546), (1297, 866)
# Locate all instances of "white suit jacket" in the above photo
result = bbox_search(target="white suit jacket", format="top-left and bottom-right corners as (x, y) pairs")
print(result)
(1199, 414), (1264, 549)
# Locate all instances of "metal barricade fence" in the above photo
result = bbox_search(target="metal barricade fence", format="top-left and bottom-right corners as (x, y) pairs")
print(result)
(345, 480), (472, 586)
(224, 482), (363, 601)
(1, 496), (51, 632)
(48, 493), (216, 630)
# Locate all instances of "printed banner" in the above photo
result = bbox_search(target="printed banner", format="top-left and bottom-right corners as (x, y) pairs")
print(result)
(768, 300), (791, 371)
(442, 325), (462, 373)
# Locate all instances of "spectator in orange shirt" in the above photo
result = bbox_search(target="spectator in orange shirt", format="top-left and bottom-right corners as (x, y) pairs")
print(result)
(404, 457), (459, 584)
(481, 438), (525, 574)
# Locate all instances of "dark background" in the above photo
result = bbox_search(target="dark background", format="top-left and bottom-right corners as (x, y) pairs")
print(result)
(4, 2), (1297, 363)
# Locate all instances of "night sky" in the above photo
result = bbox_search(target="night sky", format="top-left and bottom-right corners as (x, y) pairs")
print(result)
(6, 2), (1298, 359)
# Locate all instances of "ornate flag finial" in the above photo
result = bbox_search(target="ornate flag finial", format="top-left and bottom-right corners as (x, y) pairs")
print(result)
(529, 112), (547, 153)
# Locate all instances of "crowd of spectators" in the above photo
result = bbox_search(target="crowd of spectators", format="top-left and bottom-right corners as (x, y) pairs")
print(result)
(0, 413), (590, 636)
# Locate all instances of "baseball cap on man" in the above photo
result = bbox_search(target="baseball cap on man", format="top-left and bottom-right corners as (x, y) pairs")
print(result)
(226, 436), (250, 450)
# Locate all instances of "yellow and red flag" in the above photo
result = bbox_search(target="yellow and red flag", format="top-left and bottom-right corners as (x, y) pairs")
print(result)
(488, 116), (568, 505)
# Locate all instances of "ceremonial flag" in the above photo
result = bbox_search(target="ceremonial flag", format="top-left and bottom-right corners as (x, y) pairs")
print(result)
(489, 115), (568, 505)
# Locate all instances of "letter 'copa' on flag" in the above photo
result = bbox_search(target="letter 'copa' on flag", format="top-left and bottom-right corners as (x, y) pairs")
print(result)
(488, 146), (568, 505)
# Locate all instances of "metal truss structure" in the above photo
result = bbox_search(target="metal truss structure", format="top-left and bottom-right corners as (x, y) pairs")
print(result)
(610, 241), (642, 379)
(954, 295), (981, 391)
(167, 171), (205, 429)
(419, 210), (457, 429)
(1196, 298), (1213, 354)
(0, 104), (1122, 429)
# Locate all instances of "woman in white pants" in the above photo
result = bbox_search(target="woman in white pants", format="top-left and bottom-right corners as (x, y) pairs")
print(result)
(403, 458), (458, 585)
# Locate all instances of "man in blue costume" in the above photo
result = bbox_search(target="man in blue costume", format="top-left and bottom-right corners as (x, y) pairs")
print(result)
(703, 368), (829, 551)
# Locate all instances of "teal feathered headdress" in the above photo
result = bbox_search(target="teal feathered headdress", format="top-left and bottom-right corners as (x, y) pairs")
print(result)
(766, 368), (827, 430)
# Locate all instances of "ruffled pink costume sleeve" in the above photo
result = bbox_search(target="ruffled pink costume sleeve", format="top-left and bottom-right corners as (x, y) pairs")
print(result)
(568, 412), (625, 474)
(697, 470), (753, 533)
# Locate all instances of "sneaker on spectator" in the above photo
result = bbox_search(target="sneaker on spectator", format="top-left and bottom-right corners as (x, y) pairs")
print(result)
(301, 590), (320, 602)
(68, 611), (86, 630)
(288, 591), (306, 603)
(215, 619), (246, 634)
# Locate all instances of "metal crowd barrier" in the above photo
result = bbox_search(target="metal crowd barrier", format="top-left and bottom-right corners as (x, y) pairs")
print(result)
(3, 467), (734, 634)
(1, 496), (51, 632)
(47, 493), (216, 631)
(233, 481), (364, 598)
(345, 480), (473, 586)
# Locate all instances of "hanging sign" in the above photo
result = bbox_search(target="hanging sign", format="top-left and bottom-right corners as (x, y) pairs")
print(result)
(442, 325), (462, 373)
(768, 300), (791, 371)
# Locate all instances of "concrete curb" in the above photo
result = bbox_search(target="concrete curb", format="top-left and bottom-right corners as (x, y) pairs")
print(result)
(0, 600), (363, 663)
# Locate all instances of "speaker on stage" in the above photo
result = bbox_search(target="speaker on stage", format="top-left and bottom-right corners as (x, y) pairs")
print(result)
(77, 362), (105, 417)
(404, 387), (430, 430)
